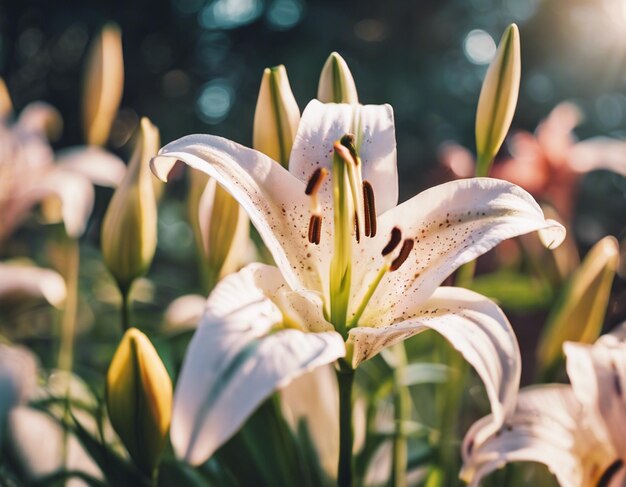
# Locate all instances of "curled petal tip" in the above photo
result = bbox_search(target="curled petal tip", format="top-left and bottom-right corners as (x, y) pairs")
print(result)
(150, 154), (177, 182)
(538, 218), (566, 250)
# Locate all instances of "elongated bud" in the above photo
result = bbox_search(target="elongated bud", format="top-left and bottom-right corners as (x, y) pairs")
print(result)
(106, 327), (172, 474)
(0, 78), (12, 119)
(317, 52), (359, 104)
(537, 236), (619, 377)
(189, 171), (251, 291)
(253, 65), (300, 167)
(82, 23), (124, 146)
(475, 24), (520, 176)
(101, 118), (159, 292)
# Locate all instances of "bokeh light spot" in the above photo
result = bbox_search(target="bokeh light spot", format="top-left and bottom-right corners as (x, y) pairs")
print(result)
(199, 0), (263, 30)
(267, 0), (304, 30)
(196, 79), (233, 124)
(463, 29), (496, 65)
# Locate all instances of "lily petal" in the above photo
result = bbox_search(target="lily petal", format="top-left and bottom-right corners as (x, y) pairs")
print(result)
(289, 100), (398, 213)
(569, 137), (626, 177)
(152, 135), (331, 293)
(564, 336), (626, 458)
(171, 264), (345, 465)
(461, 385), (609, 487)
(55, 146), (126, 187)
(0, 263), (67, 307)
(8, 406), (102, 486)
(355, 178), (565, 324)
(348, 286), (520, 441)
(280, 365), (339, 476)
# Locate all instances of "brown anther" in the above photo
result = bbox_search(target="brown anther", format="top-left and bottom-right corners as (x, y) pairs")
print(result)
(382, 227), (402, 256)
(354, 212), (361, 243)
(363, 181), (377, 237)
(305, 167), (328, 196)
(308, 214), (322, 245)
(390, 239), (414, 271)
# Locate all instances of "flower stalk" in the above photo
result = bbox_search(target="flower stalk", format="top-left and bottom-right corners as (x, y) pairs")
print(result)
(336, 361), (355, 487)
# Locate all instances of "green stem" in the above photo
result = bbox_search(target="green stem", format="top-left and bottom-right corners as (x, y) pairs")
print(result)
(336, 361), (355, 487)
(120, 283), (132, 332)
(391, 344), (410, 487)
(58, 238), (79, 373)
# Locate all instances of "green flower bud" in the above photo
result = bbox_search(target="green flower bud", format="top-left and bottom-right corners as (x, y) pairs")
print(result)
(82, 23), (124, 146)
(253, 65), (300, 167)
(537, 236), (619, 376)
(101, 118), (159, 292)
(106, 327), (172, 474)
(317, 52), (359, 104)
(475, 24), (521, 176)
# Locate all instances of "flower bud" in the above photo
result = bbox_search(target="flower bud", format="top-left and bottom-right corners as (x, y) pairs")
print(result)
(475, 24), (520, 176)
(188, 170), (251, 291)
(82, 23), (124, 146)
(0, 77), (12, 119)
(537, 236), (619, 376)
(253, 65), (300, 167)
(317, 52), (359, 104)
(106, 327), (172, 473)
(101, 118), (159, 292)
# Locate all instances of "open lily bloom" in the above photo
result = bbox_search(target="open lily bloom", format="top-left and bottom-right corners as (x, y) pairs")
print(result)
(462, 323), (626, 487)
(152, 100), (565, 464)
(0, 100), (125, 244)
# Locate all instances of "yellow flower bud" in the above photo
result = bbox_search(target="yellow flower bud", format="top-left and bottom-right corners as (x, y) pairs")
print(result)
(474, 24), (520, 176)
(253, 65), (300, 167)
(101, 118), (159, 291)
(0, 77), (12, 119)
(188, 170), (250, 291)
(537, 236), (619, 375)
(317, 52), (359, 104)
(82, 23), (124, 146)
(106, 327), (172, 474)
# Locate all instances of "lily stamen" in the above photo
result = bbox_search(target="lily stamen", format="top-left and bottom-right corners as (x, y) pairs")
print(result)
(363, 180), (377, 237)
(305, 167), (328, 245)
(390, 239), (414, 271)
(349, 228), (414, 328)
(308, 214), (322, 245)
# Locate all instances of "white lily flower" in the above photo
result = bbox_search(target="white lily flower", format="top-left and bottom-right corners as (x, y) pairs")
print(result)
(152, 100), (565, 464)
(0, 96), (125, 244)
(462, 323), (626, 487)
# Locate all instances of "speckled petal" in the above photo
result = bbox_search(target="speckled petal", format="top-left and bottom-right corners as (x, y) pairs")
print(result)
(151, 135), (332, 294)
(352, 178), (565, 326)
(289, 100), (398, 214)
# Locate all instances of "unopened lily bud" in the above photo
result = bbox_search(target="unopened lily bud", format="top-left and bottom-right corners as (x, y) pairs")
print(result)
(317, 52), (359, 104)
(0, 78), (12, 119)
(82, 23), (124, 146)
(475, 24), (520, 176)
(106, 327), (172, 474)
(537, 236), (619, 375)
(101, 118), (159, 292)
(188, 170), (250, 291)
(253, 65), (300, 167)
